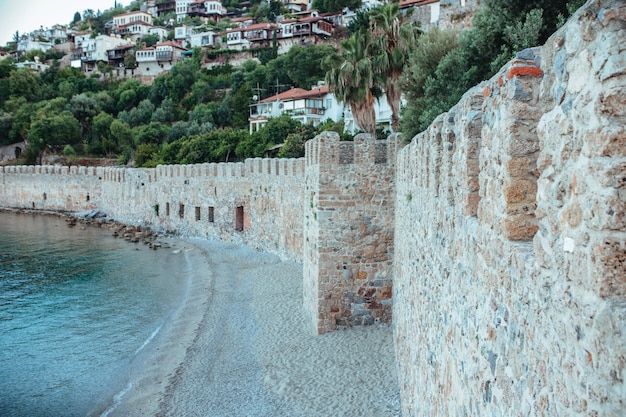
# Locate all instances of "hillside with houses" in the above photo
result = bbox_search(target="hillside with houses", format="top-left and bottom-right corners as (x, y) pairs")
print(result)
(7, 0), (477, 81)
(0, 0), (581, 167)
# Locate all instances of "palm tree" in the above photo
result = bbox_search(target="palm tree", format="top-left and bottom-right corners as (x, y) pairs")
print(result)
(323, 30), (382, 136)
(370, 2), (420, 132)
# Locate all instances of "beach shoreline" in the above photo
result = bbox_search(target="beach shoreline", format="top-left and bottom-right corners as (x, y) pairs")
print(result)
(1, 209), (401, 416)
(110, 237), (401, 416)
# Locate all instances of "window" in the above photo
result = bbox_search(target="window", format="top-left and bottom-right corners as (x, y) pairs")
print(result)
(208, 206), (215, 223)
(166, 202), (170, 216)
(195, 206), (201, 221)
(235, 206), (244, 231)
(179, 204), (185, 218)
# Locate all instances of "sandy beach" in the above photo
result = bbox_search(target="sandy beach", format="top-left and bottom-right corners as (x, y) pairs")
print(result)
(106, 237), (401, 417)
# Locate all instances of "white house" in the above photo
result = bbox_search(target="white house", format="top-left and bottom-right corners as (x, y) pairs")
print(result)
(276, 14), (333, 53)
(16, 39), (53, 55)
(117, 20), (154, 40)
(249, 84), (342, 134)
(189, 29), (216, 48)
(135, 41), (188, 76)
(112, 10), (153, 27)
(15, 57), (50, 73)
(188, 0), (226, 20)
(79, 35), (133, 72)
(249, 82), (396, 135)
(176, 0), (192, 22)
(175, 25), (189, 40)
(29, 25), (68, 43)
(148, 26), (169, 41)
(343, 98), (394, 135)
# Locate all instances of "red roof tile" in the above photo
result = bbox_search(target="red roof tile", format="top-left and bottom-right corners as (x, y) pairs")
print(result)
(399, 0), (439, 9)
(259, 85), (329, 103)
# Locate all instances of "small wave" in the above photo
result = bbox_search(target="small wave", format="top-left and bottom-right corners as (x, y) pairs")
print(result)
(100, 381), (133, 417)
(135, 324), (162, 356)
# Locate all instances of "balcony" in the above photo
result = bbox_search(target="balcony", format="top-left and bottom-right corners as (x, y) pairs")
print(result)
(81, 52), (96, 62)
(156, 51), (173, 61)
(108, 50), (126, 60)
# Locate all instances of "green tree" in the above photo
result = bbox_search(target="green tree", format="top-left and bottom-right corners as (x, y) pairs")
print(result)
(0, 111), (13, 145)
(110, 119), (133, 150)
(151, 98), (177, 123)
(313, 0), (361, 14)
(90, 111), (115, 155)
(401, 0), (583, 138)
(230, 83), (253, 130)
(167, 58), (200, 104)
(8, 99), (34, 142)
(66, 93), (100, 140)
(139, 34), (160, 48)
(9, 68), (39, 101)
(400, 28), (460, 138)
(134, 143), (160, 167)
(132, 121), (170, 146)
(370, 2), (420, 131)
(323, 31), (381, 136)
(277, 133), (305, 158)
(72, 11), (82, 25)
(118, 99), (155, 127)
(124, 51), (137, 69)
(236, 114), (301, 158)
(27, 111), (80, 163)
(0, 58), (15, 107)
(281, 44), (336, 89)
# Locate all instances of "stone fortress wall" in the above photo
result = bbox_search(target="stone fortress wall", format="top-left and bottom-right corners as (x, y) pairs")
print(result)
(0, 159), (306, 260)
(303, 133), (401, 333)
(393, 1), (626, 415)
(0, 0), (624, 414)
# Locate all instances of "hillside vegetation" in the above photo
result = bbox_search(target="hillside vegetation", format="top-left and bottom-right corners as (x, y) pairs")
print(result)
(0, 0), (584, 166)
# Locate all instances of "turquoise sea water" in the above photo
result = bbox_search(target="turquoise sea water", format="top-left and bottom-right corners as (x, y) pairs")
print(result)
(0, 213), (189, 417)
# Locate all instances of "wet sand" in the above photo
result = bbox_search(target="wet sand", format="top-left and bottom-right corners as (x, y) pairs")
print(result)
(108, 238), (401, 417)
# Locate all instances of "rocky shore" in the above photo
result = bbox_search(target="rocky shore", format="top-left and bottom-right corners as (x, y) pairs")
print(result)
(0, 207), (170, 249)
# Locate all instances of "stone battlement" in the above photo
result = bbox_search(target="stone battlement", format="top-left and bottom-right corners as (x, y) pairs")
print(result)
(2, 157), (305, 180)
(305, 132), (398, 166)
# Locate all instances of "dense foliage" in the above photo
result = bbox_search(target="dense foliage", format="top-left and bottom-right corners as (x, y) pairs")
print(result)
(0, 0), (588, 166)
(0, 43), (336, 167)
(400, 0), (587, 139)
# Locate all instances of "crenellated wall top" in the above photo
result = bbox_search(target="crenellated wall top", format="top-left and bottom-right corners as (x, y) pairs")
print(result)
(305, 131), (402, 167)
(1, 157), (306, 181)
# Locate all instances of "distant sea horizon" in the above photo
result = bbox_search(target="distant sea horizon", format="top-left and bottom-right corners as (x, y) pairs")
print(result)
(0, 212), (191, 417)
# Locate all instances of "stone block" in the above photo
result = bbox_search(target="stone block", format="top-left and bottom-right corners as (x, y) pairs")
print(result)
(506, 156), (534, 178)
(503, 179), (538, 205)
(502, 216), (539, 241)
(593, 239), (625, 298)
(585, 125), (626, 157)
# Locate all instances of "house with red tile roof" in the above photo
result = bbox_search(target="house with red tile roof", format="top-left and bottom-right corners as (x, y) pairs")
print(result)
(249, 82), (396, 135)
(249, 84), (339, 134)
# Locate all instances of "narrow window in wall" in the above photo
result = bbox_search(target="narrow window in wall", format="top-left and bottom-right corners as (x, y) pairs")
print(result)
(195, 206), (201, 221)
(235, 206), (244, 231)
(166, 202), (170, 216)
(86, 194), (90, 202)
(179, 204), (185, 219)
(43, 192), (47, 200)
(208, 206), (215, 223)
